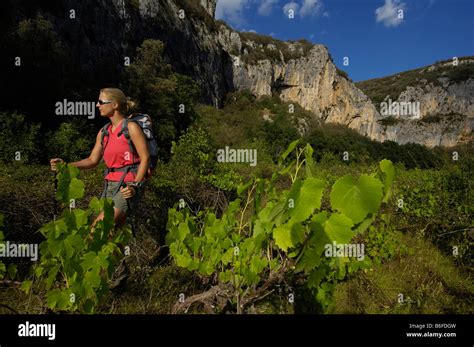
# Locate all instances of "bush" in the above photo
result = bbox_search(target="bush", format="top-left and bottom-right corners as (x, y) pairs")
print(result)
(150, 127), (241, 215)
(378, 116), (400, 126)
(1, 15), (74, 123)
(258, 113), (299, 161)
(238, 32), (313, 64)
(46, 120), (96, 162)
(124, 39), (200, 161)
(166, 141), (394, 313)
(0, 112), (41, 164)
(304, 123), (444, 169)
(336, 68), (351, 81)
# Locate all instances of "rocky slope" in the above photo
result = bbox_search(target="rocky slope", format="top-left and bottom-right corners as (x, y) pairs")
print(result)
(3, 0), (471, 147)
(217, 24), (472, 147)
(357, 58), (474, 147)
(200, 1), (472, 147)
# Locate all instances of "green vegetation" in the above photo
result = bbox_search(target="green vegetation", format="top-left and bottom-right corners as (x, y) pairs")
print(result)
(2, 125), (471, 314)
(334, 233), (473, 313)
(46, 120), (96, 163)
(166, 142), (393, 313)
(0, 213), (19, 282)
(336, 67), (351, 81)
(125, 39), (200, 161)
(378, 116), (400, 127)
(237, 32), (313, 64)
(21, 163), (131, 313)
(0, 113), (41, 164)
(0, 31), (472, 315)
(1, 15), (76, 121)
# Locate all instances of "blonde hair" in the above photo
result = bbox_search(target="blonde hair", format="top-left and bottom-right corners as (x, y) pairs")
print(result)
(100, 87), (137, 114)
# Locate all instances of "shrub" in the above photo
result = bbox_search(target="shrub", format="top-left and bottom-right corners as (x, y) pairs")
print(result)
(46, 120), (96, 162)
(166, 141), (394, 313)
(0, 112), (41, 164)
(378, 116), (400, 126)
(124, 39), (200, 161)
(238, 32), (313, 64)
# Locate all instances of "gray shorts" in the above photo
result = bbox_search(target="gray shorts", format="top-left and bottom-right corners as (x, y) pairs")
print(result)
(102, 181), (145, 215)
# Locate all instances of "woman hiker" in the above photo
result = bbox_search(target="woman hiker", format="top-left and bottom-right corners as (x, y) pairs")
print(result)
(50, 87), (150, 232)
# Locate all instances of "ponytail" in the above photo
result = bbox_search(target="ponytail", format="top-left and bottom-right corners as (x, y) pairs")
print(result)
(100, 88), (137, 115)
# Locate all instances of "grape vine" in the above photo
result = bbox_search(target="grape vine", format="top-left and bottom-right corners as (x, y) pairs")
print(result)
(167, 141), (394, 313)
(21, 163), (131, 313)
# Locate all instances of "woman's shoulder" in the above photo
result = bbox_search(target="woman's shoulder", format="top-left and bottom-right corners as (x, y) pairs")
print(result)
(96, 125), (109, 140)
(126, 121), (142, 133)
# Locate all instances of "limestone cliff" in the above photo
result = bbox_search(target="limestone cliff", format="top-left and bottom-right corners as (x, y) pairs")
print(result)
(215, 17), (472, 147)
(4, 0), (470, 147)
(357, 58), (474, 147)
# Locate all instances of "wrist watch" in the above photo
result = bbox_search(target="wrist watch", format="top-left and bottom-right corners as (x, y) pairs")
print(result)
(129, 181), (144, 189)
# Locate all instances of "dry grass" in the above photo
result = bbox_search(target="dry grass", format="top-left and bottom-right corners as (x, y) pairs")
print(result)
(333, 233), (474, 314)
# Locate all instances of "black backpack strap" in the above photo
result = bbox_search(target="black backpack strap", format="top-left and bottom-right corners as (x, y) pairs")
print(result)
(104, 164), (140, 196)
(100, 123), (111, 155)
(119, 119), (135, 153)
(100, 123), (110, 144)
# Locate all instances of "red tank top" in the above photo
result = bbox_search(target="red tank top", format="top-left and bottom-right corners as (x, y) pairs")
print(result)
(102, 120), (141, 182)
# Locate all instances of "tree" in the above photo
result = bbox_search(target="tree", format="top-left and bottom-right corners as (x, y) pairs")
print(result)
(124, 39), (200, 161)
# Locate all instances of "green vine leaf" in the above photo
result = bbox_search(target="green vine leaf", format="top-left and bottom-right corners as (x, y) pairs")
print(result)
(273, 223), (293, 252)
(288, 177), (325, 223)
(330, 174), (383, 224)
(379, 159), (395, 202)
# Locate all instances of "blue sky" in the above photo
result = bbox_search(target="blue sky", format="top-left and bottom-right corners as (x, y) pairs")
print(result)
(215, 0), (474, 81)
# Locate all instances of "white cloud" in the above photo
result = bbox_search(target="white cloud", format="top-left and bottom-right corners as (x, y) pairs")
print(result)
(322, 11), (330, 18)
(216, 0), (325, 25)
(283, 1), (300, 17)
(375, 0), (406, 27)
(300, 0), (322, 17)
(258, 0), (278, 16)
(216, 0), (250, 27)
(282, 0), (324, 18)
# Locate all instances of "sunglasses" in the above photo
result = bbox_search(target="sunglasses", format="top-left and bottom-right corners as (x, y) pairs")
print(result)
(97, 99), (112, 105)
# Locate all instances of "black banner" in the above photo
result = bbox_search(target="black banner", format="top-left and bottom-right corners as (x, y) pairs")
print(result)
(0, 314), (471, 346)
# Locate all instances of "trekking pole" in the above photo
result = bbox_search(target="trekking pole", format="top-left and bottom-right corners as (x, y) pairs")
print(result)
(53, 171), (58, 220)
(52, 171), (58, 221)
(122, 183), (136, 237)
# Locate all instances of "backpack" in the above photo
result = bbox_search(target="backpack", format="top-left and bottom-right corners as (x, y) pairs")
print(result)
(100, 113), (158, 195)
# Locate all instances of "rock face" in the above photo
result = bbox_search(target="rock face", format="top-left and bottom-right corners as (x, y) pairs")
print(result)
(4, 0), (471, 147)
(357, 59), (474, 147)
(215, 25), (382, 139)
(200, 0), (217, 17)
(210, 12), (472, 147)
(3, 0), (233, 106)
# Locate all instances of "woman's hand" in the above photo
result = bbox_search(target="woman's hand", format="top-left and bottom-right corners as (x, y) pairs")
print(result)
(50, 158), (64, 172)
(120, 184), (136, 199)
